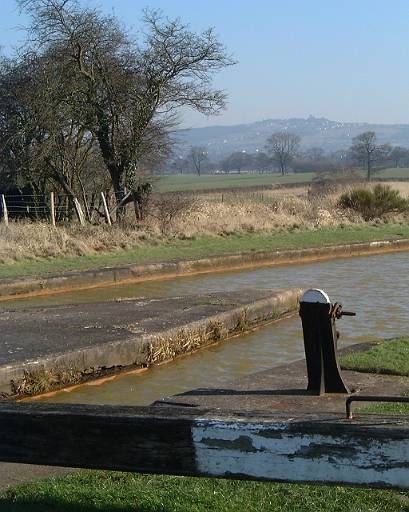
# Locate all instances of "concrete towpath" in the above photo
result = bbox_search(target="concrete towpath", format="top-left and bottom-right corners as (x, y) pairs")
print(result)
(0, 287), (301, 397)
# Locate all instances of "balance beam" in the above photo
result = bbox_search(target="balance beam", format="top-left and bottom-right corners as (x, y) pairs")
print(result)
(0, 402), (408, 489)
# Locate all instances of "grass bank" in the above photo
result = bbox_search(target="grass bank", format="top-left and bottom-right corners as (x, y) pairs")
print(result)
(1, 470), (407, 512)
(341, 337), (409, 377)
(1, 223), (409, 280)
(341, 337), (409, 415)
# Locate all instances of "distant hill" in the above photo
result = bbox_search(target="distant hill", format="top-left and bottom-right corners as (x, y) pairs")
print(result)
(175, 116), (409, 159)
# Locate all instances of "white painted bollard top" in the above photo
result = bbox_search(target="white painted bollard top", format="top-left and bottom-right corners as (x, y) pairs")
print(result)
(301, 288), (331, 304)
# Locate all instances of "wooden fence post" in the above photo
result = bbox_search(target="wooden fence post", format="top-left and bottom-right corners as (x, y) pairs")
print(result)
(73, 197), (85, 226)
(100, 192), (112, 226)
(50, 192), (56, 227)
(1, 195), (8, 226)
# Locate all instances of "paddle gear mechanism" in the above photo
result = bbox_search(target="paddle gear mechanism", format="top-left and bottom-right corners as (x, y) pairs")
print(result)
(299, 289), (355, 395)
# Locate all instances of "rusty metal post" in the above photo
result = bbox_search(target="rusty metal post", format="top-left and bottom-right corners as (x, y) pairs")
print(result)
(299, 289), (354, 395)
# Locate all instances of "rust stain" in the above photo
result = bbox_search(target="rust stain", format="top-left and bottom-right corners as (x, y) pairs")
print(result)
(21, 366), (150, 401)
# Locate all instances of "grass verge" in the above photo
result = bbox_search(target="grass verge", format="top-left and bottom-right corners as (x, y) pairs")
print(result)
(341, 337), (409, 415)
(1, 471), (408, 512)
(341, 337), (409, 377)
(1, 223), (409, 280)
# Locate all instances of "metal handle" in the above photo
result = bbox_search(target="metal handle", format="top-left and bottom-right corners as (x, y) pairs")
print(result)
(346, 395), (409, 419)
(330, 303), (356, 319)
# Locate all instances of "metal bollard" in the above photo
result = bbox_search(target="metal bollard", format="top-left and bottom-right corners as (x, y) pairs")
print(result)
(299, 289), (355, 395)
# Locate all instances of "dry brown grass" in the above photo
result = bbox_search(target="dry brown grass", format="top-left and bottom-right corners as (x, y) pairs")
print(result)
(379, 181), (409, 197)
(0, 223), (150, 264)
(0, 181), (407, 264)
(171, 186), (362, 237)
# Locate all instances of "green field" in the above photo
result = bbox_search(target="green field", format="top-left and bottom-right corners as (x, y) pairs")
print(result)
(156, 168), (409, 193)
(377, 167), (409, 179)
(156, 172), (316, 192)
(1, 223), (409, 280)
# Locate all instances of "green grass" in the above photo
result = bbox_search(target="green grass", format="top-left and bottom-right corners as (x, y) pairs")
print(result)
(156, 172), (316, 192)
(1, 471), (408, 512)
(156, 168), (409, 193)
(2, 223), (409, 280)
(356, 401), (409, 415)
(341, 337), (409, 377)
(341, 337), (409, 416)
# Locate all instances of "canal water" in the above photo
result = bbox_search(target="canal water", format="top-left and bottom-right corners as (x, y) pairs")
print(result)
(8, 251), (409, 406)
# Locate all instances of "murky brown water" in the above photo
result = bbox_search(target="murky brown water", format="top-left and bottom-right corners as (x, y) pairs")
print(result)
(8, 252), (409, 406)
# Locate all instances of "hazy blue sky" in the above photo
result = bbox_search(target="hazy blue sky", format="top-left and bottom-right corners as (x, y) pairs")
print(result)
(1, 0), (409, 128)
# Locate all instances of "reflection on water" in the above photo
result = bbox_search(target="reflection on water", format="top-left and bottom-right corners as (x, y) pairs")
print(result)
(10, 251), (409, 405)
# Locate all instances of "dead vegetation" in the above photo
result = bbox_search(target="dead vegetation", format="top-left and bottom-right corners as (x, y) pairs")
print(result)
(11, 366), (84, 396)
(1, 182), (408, 264)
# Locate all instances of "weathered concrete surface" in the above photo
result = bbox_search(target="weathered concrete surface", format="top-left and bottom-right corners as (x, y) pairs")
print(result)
(1, 238), (409, 300)
(155, 342), (409, 415)
(0, 288), (301, 396)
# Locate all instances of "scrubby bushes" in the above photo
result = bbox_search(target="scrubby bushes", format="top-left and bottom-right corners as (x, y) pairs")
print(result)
(339, 184), (408, 220)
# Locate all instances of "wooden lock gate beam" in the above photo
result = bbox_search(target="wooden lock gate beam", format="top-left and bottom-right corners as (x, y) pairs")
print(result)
(0, 402), (409, 489)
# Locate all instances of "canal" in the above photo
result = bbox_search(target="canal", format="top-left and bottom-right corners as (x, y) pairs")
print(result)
(8, 251), (409, 405)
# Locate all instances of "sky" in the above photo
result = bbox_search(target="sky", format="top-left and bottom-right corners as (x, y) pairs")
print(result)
(1, 0), (409, 129)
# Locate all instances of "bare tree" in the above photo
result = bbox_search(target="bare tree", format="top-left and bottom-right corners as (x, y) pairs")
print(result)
(265, 132), (300, 175)
(349, 131), (390, 181)
(0, 51), (109, 219)
(189, 146), (208, 176)
(19, 0), (235, 219)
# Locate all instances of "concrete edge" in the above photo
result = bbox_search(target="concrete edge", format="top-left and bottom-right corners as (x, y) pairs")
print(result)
(1, 288), (302, 399)
(1, 238), (409, 300)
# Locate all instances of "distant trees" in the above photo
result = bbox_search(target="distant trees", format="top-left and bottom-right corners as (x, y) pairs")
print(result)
(349, 132), (390, 181)
(253, 152), (273, 173)
(0, 0), (234, 220)
(265, 132), (300, 175)
(220, 152), (250, 174)
(189, 147), (209, 176)
(305, 147), (325, 162)
(389, 146), (409, 168)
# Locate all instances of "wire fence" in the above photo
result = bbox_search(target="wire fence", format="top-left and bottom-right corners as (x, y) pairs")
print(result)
(0, 192), (113, 226)
(0, 187), (299, 227)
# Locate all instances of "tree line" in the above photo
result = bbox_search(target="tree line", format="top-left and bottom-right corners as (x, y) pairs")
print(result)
(0, 0), (233, 221)
(175, 131), (409, 180)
